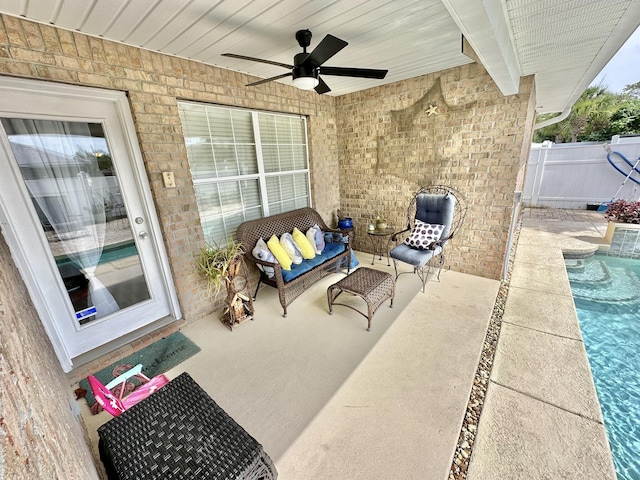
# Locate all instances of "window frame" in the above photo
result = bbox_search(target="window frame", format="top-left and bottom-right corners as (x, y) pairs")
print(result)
(178, 101), (312, 244)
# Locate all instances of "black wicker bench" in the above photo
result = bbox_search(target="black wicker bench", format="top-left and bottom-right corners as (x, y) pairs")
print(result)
(236, 207), (352, 317)
(98, 372), (277, 480)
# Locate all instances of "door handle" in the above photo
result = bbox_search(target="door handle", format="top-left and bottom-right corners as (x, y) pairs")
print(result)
(139, 231), (149, 239)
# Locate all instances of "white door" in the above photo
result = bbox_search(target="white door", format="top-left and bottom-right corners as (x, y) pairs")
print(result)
(0, 78), (180, 372)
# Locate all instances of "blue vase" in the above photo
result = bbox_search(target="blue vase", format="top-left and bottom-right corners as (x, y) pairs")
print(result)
(338, 217), (352, 229)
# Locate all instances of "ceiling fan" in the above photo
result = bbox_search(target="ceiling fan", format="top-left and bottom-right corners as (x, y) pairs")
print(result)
(222, 29), (388, 94)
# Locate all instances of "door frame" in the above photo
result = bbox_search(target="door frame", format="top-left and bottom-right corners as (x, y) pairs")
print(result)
(0, 77), (181, 372)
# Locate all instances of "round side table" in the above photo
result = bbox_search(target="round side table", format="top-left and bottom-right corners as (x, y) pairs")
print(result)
(367, 227), (394, 265)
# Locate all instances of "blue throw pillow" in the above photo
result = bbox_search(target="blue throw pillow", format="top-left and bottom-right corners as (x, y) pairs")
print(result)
(252, 237), (276, 278)
(349, 250), (359, 268)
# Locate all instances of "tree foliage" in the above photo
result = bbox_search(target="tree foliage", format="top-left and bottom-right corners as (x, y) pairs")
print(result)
(622, 80), (640, 98)
(534, 82), (640, 143)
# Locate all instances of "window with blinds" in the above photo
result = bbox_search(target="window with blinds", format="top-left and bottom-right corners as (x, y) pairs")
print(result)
(178, 102), (310, 245)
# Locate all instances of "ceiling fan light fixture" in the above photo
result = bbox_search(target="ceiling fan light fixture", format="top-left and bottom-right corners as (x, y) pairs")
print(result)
(292, 61), (319, 90)
(224, 30), (386, 95)
(292, 76), (319, 90)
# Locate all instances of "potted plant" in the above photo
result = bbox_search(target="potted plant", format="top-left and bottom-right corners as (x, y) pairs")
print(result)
(197, 239), (254, 330)
(603, 199), (640, 250)
(375, 212), (387, 231)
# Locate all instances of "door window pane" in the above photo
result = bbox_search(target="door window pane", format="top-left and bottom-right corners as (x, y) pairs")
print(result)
(1, 118), (151, 324)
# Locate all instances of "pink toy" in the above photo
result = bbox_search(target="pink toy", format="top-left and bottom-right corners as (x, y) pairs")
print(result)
(87, 364), (169, 417)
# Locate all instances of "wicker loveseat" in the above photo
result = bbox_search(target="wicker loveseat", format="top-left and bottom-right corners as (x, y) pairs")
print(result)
(236, 207), (352, 317)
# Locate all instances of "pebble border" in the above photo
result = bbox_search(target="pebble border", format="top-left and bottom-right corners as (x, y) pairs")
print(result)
(448, 223), (520, 480)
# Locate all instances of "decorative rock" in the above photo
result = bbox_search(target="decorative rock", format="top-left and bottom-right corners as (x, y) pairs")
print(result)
(446, 224), (519, 479)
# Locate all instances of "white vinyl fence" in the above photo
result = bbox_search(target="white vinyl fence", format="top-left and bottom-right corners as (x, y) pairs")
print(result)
(523, 135), (640, 209)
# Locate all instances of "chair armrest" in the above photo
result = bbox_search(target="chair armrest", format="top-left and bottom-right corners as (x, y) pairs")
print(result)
(244, 253), (275, 272)
(246, 255), (285, 284)
(323, 228), (353, 250)
(391, 227), (411, 243)
(429, 231), (456, 250)
(248, 256), (276, 269)
(433, 231), (455, 248)
(343, 230), (354, 249)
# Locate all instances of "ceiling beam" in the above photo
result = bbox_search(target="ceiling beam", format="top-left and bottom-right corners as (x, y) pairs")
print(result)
(441, 0), (521, 96)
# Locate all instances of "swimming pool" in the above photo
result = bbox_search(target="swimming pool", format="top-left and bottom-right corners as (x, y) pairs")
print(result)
(566, 253), (640, 480)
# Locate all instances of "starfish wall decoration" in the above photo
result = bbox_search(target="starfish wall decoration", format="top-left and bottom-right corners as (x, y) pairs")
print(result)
(375, 76), (478, 177)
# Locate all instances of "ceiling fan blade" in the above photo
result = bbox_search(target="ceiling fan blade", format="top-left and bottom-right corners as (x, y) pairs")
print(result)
(246, 72), (292, 87)
(304, 34), (348, 67)
(222, 53), (293, 70)
(320, 66), (388, 79)
(314, 77), (331, 94)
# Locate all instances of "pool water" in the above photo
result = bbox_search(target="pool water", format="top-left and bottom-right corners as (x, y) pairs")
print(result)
(56, 241), (138, 268)
(566, 254), (640, 480)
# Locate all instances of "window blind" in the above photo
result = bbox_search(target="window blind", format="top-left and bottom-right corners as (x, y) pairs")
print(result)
(178, 102), (310, 244)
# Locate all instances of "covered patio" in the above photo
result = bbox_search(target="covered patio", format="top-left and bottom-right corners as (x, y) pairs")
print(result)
(0, 0), (638, 478)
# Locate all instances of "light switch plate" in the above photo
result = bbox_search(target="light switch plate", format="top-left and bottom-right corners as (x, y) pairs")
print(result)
(162, 171), (176, 188)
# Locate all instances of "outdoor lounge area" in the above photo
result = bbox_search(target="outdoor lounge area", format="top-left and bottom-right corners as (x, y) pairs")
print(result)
(77, 249), (500, 479)
(67, 207), (616, 479)
(1, 1), (638, 478)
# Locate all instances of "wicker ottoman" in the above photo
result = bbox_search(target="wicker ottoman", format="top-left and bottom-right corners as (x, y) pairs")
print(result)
(98, 372), (277, 480)
(327, 267), (395, 331)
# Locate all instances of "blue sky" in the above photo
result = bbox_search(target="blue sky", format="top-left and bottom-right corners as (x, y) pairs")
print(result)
(591, 26), (640, 93)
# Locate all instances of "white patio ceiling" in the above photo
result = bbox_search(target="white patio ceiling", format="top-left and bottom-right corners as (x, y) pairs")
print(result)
(0, 0), (638, 114)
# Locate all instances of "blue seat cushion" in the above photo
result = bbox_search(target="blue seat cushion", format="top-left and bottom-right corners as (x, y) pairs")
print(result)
(415, 193), (456, 240)
(282, 242), (346, 282)
(390, 243), (441, 268)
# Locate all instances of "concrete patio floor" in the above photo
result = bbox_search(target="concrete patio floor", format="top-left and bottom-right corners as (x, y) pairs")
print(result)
(72, 207), (618, 480)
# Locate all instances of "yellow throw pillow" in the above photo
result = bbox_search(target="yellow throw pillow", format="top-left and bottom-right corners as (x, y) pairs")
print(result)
(292, 227), (316, 259)
(267, 235), (292, 271)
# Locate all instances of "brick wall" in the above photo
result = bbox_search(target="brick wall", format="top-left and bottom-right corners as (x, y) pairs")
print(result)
(336, 66), (536, 279)
(0, 14), (337, 323)
(0, 231), (99, 479)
